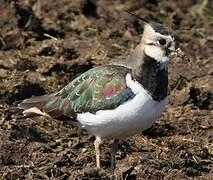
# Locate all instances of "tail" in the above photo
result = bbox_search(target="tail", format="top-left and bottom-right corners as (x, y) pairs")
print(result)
(18, 94), (54, 118)
(18, 93), (76, 121)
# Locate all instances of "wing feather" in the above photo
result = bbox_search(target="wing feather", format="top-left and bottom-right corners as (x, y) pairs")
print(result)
(19, 65), (135, 120)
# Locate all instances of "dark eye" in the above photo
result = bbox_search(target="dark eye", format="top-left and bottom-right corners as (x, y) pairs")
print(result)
(159, 39), (166, 45)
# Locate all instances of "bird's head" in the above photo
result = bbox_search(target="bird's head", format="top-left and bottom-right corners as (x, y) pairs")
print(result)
(127, 12), (189, 67)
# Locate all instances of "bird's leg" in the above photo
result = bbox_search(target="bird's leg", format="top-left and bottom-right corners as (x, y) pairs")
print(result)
(94, 137), (101, 169)
(110, 139), (119, 173)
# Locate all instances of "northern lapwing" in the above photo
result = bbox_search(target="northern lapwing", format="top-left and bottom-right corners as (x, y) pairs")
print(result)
(18, 12), (189, 173)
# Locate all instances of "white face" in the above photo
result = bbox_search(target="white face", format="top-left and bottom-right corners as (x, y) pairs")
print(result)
(142, 24), (177, 66)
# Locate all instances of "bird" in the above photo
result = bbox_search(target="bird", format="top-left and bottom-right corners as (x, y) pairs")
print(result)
(17, 11), (189, 173)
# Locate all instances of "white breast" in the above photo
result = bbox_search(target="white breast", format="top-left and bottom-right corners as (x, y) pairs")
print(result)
(77, 74), (167, 140)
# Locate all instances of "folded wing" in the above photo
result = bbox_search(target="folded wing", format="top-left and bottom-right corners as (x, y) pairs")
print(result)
(18, 65), (135, 120)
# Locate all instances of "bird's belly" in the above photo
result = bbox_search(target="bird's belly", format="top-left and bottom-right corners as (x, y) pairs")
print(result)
(77, 89), (167, 140)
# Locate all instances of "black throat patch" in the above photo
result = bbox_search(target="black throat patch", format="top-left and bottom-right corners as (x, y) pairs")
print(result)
(134, 54), (168, 101)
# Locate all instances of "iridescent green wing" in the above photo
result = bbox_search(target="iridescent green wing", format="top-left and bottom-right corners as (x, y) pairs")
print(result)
(43, 65), (135, 119)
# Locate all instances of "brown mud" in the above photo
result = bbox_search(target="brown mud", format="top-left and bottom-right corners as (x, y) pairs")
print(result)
(0, 0), (213, 179)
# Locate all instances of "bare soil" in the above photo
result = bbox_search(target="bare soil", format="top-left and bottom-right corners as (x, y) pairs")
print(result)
(0, 0), (213, 179)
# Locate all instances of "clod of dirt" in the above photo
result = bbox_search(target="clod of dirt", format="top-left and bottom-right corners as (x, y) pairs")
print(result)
(0, 2), (24, 49)
(15, 3), (43, 35)
(0, 140), (29, 166)
(9, 124), (47, 142)
(16, 58), (38, 71)
(189, 87), (213, 110)
(38, 46), (56, 56)
(63, 48), (79, 60)
(8, 81), (46, 104)
(82, 0), (97, 17)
